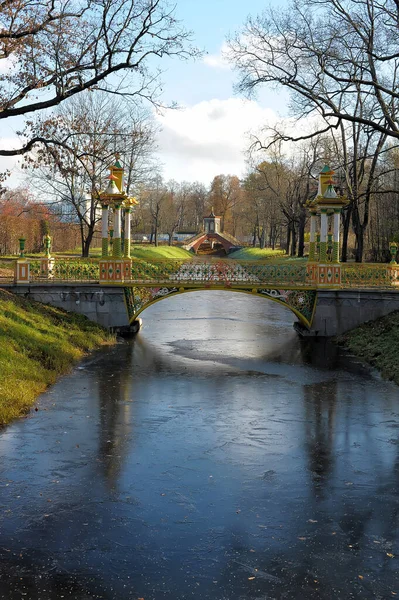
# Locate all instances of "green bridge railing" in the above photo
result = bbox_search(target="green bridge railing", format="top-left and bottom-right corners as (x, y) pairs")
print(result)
(4, 257), (399, 289)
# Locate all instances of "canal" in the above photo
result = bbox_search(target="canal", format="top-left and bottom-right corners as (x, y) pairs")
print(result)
(0, 291), (398, 599)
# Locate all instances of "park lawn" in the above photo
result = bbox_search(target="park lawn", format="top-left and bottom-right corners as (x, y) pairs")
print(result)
(129, 246), (193, 260)
(337, 310), (399, 385)
(229, 247), (302, 261)
(58, 246), (193, 260)
(0, 289), (114, 426)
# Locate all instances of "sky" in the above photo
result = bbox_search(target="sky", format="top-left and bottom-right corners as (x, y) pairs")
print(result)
(1, 0), (291, 188)
(153, 0), (290, 184)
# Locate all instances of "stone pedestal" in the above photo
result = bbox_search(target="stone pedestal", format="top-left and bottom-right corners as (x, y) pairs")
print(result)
(14, 259), (30, 284)
(389, 265), (399, 286)
(40, 258), (55, 279)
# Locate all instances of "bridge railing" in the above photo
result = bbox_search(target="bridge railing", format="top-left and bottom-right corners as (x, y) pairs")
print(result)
(0, 264), (14, 283)
(29, 259), (100, 283)
(340, 263), (398, 288)
(128, 259), (309, 286)
(4, 257), (399, 288)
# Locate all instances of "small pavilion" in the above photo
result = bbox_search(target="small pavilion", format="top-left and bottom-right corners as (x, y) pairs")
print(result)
(183, 210), (241, 254)
(99, 156), (138, 282)
(306, 164), (348, 286)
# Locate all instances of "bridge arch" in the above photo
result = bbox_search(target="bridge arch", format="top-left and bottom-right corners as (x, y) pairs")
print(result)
(124, 286), (318, 330)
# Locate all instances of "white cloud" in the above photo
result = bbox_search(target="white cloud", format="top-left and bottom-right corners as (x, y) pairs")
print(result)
(203, 43), (231, 70)
(155, 98), (279, 184)
(0, 137), (23, 185)
(155, 98), (331, 184)
(0, 56), (17, 74)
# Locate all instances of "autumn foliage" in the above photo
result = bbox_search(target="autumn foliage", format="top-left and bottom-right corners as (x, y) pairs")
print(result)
(0, 188), (79, 254)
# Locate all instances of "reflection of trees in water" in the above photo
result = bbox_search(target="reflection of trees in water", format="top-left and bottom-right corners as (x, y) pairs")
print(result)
(96, 342), (136, 488)
(304, 380), (337, 496)
(93, 334), (399, 597)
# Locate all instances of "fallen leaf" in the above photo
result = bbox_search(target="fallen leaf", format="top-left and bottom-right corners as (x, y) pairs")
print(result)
(387, 553), (395, 558)
(298, 537), (307, 541)
(248, 577), (255, 581)
(358, 575), (364, 580)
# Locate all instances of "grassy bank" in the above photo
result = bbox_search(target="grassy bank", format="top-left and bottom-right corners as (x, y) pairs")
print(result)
(337, 311), (399, 385)
(0, 289), (114, 425)
(58, 245), (193, 260)
(229, 247), (295, 261)
(129, 246), (193, 260)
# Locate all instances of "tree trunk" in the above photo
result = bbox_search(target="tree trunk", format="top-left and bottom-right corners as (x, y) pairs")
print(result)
(290, 225), (297, 257)
(80, 222), (85, 257)
(259, 228), (266, 249)
(297, 209), (306, 258)
(354, 226), (364, 262)
(285, 226), (291, 255)
(82, 226), (95, 257)
(252, 226), (257, 247)
(352, 206), (364, 262)
(341, 204), (352, 262)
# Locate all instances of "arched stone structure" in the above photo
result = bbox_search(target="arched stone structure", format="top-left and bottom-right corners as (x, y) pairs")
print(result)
(188, 233), (237, 254)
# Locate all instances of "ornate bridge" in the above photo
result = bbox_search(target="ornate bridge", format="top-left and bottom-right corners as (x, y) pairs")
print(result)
(3, 161), (397, 335)
(4, 256), (399, 336)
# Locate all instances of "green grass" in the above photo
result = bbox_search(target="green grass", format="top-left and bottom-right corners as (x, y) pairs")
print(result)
(337, 311), (399, 385)
(129, 246), (193, 260)
(56, 246), (193, 260)
(229, 247), (300, 261)
(0, 289), (114, 425)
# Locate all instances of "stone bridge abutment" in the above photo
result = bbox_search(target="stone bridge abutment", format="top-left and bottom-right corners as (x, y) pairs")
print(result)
(4, 284), (399, 337)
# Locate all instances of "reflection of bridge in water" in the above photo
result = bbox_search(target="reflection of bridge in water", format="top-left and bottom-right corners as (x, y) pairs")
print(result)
(2, 256), (399, 337)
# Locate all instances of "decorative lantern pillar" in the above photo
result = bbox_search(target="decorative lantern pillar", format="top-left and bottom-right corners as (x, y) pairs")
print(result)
(101, 204), (109, 258)
(98, 155), (139, 283)
(309, 209), (318, 262)
(306, 164), (347, 287)
(113, 203), (122, 258)
(124, 207), (132, 259)
(319, 209), (328, 263)
(333, 209), (341, 263)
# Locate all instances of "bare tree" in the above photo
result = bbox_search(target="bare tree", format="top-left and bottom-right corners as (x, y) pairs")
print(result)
(24, 92), (158, 256)
(0, 0), (198, 156)
(228, 0), (399, 142)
